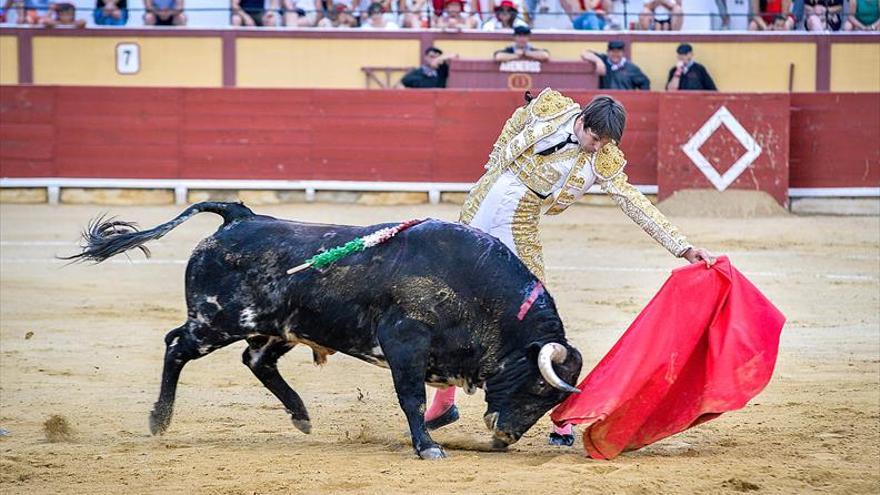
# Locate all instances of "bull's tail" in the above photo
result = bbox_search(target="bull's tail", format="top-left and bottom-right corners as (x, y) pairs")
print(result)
(61, 202), (254, 264)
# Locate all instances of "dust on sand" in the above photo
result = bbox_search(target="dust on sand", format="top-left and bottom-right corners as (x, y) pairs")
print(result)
(1, 202), (878, 494)
(42, 415), (74, 443)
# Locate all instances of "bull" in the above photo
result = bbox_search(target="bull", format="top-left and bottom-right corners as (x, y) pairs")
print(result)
(67, 202), (582, 459)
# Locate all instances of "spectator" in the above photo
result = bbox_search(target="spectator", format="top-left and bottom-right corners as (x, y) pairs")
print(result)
(361, 0), (399, 26)
(144, 0), (186, 25)
(481, 0), (527, 29)
(436, 0), (479, 28)
(44, 2), (86, 27)
(317, 1), (360, 26)
(400, 0), (429, 27)
(845, 0), (879, 29)
(571, 0), (611, 30)
(2, 0), (52, 24)
(282, 0), (319, 25)
(401, 46), (458, 88)
(493, 25), (550, 62)
(748, 0), (794, 29)
(529, 0), (574, 29)
(581, 40), (650, 90)
(94, 0), (127, 25)
(804, 0), (844, 30)
(666, 43), (716, 91)
(639, 0), (683, 30)
(232, 0), (280, 26)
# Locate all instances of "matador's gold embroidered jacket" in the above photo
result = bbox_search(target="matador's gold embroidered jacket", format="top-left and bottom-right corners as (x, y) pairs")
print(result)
(459, 88), (691, 280)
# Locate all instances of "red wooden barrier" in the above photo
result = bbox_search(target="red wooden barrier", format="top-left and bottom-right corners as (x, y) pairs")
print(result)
(789, 93), (880, 188)
(658, 93), (790, 205)
(1, 86), (877, 194)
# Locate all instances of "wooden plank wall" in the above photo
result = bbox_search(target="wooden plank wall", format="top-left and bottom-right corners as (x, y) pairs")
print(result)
(1, 86), (877, 189)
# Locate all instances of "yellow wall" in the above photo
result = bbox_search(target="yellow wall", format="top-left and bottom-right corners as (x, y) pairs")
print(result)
(237, 38), (419, 88)
(32, 37), (222, 87)
(0, 36), (18, 84)
(831, 43), (880, 92)
(434, 39), (606, 60)
(632, 42), (816, 92)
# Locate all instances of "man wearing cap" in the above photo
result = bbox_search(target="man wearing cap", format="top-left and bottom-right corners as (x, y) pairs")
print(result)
(402, 47), (459, 88)
(581, 41), (651, 90)
(493, 26), (551, 62)
(666, 43), (717, 91)
(423, 88), (716, 446)
(482, 0), (529, 30)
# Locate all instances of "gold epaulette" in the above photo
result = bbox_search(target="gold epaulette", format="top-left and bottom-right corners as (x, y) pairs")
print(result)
(593, 142), (627, 181)
(529, 88), (580, 122)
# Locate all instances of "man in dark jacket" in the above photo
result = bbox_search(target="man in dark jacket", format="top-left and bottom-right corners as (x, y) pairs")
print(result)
(402, 47), (458, 89)
(666, 43), (717, 91)
(580, 40), (651, 90)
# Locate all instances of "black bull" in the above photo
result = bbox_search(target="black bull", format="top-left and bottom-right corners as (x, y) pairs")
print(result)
(67, 202), (583, 459)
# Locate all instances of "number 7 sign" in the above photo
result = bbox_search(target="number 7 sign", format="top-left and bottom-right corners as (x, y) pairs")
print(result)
(116, 43), (140, 75)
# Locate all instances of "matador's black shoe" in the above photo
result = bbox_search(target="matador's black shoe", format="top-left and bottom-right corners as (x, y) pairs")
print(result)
(425, 405), (460, 431)
(548, 432), (575, 447)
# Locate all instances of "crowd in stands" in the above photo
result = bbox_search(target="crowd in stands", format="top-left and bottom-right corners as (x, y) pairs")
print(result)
(0, 0), (876, 30)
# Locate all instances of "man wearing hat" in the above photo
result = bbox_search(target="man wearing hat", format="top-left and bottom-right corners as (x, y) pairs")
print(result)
(493, 25), (551, 62)
(482, 0), (529, 30)
(423, 88), (716, 446)
(666, 43), (717, 91)
(581, 41), (651, 90)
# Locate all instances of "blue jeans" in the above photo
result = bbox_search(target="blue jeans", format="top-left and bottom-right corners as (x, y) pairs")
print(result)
(94, 8), (128, 25)
(573, 12), (605, 30)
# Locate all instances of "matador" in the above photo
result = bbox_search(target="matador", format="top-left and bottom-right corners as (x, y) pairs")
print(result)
(425, 88), (716, 446)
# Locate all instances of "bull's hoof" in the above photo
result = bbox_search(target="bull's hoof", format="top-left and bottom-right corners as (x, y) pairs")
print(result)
(548, 432), (575, 447)
(291, 418), (312, 434)
(491, 438), (510, 451)
(418, 446), (447, 460)
(149, 408), (171, 436)
(425, 405), (459, 431)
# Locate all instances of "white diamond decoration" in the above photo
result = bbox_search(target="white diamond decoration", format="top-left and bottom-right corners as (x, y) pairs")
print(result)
(681, 106), (763, 192)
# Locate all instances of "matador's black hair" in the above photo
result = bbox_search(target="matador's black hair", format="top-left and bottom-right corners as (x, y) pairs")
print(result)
(579, 95), (626, 144)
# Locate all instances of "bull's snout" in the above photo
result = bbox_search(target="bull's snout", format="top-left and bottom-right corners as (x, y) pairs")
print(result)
(492, 429), (518, 447)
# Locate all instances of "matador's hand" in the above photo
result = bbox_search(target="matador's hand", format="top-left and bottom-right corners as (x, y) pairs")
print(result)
(683, 247), (717, 267)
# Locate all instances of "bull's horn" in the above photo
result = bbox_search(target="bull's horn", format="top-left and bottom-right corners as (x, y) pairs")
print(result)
(537, 343), (581, 393)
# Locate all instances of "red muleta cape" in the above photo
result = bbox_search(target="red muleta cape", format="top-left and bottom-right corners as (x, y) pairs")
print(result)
(550, 256), (785, 460)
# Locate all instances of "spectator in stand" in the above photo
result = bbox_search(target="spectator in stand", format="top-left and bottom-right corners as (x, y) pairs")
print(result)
(282, 0), (318, 26)
(401, 46), (458, 88)
(639, 0), (683, 30)
(94, 0), (128, 25)
(845, 0), (879, 29)
(482, 0), (527, 29)
(571, 0), (612, 30)
(748, 0), (794, 29)
(144, 0), (186, 25)
(232, 0), (281, 26)
(666, 43), (716, 91)
(581, 40), (650, 90)
(493, 25), (550, 62)
(529, 0), (575, 29)
(317, 1), (360, 26)
(803, 0), (844, 30)
(399, 0), (429, 27)
(361, 0), (399, 26)
(44, 2), (86, 27)
(1, 0), (51, 24)
(435, 0), (479, 28)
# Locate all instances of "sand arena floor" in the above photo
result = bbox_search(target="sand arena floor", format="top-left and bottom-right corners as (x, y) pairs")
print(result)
(0, 202), (878, 494)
